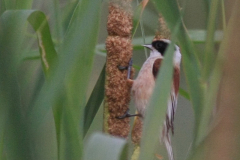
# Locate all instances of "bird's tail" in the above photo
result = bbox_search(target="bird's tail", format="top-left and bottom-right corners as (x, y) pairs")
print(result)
(164, 134), (174, 160)
(162, 121), (174, 160)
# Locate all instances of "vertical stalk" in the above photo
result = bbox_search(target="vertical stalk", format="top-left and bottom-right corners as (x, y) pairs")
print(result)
(104, 0), (133, 138)
(206, 1), (240, 158)
(202, 0), (220, 81)
(191, 2), (240, 159)
(221, 0), (226, 31)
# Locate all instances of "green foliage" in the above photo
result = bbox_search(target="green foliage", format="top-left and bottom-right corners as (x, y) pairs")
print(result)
(84, 65), (105, 137)
(84, 133), (128, 160)
(0, 0), (239, 160)
(0, 0), (102, 159)
(0, 9), (34, 160)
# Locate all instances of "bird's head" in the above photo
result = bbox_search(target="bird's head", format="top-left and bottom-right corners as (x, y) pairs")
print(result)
(143, 39), (181, 66)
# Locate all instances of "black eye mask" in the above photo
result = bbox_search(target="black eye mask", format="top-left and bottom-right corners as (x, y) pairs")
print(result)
(151, 40), (169, 56)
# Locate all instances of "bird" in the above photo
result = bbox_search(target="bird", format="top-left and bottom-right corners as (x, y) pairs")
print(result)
(125, 39), (181, 160)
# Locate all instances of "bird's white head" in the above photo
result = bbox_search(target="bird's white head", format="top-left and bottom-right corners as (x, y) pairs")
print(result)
(143, 39), (181, 66)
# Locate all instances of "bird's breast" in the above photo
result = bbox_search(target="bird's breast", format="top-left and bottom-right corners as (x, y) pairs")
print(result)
(132, 56), (161, 116)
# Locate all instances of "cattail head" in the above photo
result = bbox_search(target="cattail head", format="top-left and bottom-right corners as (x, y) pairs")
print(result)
(107, 1), (132, 37)
(104, 0), (133, 138)
(154, 14), (171, 40)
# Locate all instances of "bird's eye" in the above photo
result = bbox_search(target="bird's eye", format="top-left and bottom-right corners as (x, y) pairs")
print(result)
(156, 42), (163, 49)
(152, 40), (168, 55)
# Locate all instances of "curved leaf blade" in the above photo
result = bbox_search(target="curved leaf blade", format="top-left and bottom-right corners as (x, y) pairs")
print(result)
(28, 0), (102, 159)
(84, 133), (127, 160)
(2, 10), (58, 76)
(27, 10), (58, 75)
(0, 10), (34, 160)
(84, 65), (106, 137)
(179, 88), (190, 101)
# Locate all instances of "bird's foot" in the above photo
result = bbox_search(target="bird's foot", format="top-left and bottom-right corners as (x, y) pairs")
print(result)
(116, 109), (141, 119)
(117, 65), (128, 70)
(118, 58), (133, 79)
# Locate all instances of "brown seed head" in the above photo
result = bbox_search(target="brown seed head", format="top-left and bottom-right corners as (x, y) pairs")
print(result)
(107, 3), (133, 37)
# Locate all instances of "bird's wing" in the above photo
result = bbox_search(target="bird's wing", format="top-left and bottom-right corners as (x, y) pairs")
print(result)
(173, 66), (180, 97)
(153, 58), (180, 160)
(152, 58), (162, 79)
(164, 66), (180, 160)
(153, 58), (180, 134)
(166, 66), (180, 134)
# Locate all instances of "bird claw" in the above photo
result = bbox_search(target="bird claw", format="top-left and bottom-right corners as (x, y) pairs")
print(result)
(116, 108), (141, 119)
(118, 65), (128, 70)
(116, 59), (135, 120)
(117, 58), (133, 79)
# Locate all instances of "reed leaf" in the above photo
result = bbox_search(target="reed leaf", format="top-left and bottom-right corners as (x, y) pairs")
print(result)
(27, 0), (102, 159)
(84, 65), (106, 137)
(84, 133), (127, 160)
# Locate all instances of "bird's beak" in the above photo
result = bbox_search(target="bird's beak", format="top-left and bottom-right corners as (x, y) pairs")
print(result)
(143, 44), (153, 50)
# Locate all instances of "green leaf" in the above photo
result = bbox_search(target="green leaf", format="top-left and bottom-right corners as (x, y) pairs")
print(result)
(188, 30), (223, 44)
(27, 11), (58, 76)
(0, 0), (6, 15)
(4, 0), (33, 9)
(202, 0), (220, 80)
(221, 0), (226, 30)
(20, 50), (40, 61)
(16, 0), (33, 9)
(132, 64), (141, 71)
(47, 0), (63, 43)
(194, 0), (225, 149)
(1, 10), (58, 76)
(0, 10), (36, 159)
(0, 98), (7, 159)
(194, 0), (221, 148)
(1, 11), (59, 159)
(179, 88), (190, 101)
(132, 0), (149, 38)
(27, 0), (102, 159)
(84, 65), (106, 137)
(194, 3), (225, 149)
(61, 0), (79, 34)
(84, 133), (127, 160)
(189, 2), (240, 158)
